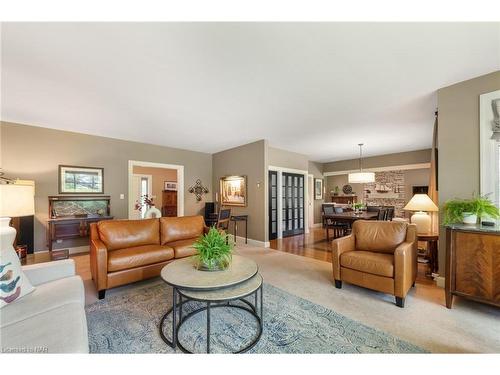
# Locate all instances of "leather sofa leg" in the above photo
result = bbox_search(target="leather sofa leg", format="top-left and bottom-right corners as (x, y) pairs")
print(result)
(334, 280), (342, 289)
(98, 290), (106, 299)
(395, 297), (405, 308)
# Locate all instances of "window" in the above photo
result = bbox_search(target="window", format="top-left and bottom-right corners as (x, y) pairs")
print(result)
(480, 90), (500, 207)
(140, 177), (149, 218)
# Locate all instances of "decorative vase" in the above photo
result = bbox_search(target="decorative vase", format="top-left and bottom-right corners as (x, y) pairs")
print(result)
(144, 206), (162, 219)
(462, 212), (478, 225)
(196, 258), (231, 272)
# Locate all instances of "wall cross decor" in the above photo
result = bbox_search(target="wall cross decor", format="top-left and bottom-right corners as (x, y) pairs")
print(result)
(188, 179), (209, 201)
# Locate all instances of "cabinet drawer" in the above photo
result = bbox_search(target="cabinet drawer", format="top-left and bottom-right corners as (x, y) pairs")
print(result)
(53, 221), (82, 238)
(454, 231), (500, 303)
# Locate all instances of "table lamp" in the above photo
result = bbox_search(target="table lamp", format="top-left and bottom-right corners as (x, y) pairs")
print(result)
(403, 193), (438, 234)
(0, 182), (35, 253)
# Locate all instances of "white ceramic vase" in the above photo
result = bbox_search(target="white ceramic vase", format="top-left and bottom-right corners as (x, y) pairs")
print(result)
(144, 206), (162, 219)
(462, 212), (477, 225)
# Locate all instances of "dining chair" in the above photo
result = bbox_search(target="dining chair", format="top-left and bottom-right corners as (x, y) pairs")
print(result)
(385, 207), (395, 221)
(216, 208), (232, 231)
(377, 208), (387, 221)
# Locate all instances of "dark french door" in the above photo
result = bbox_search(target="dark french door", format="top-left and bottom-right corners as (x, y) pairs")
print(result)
(282, 172), (305, 237)
(268, 170), (278, 240)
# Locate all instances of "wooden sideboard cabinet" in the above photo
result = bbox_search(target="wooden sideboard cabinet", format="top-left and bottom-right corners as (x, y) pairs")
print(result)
(47, 195), (113, 250)
(445, 224), (500, 309)
(330, 195), (357, 204)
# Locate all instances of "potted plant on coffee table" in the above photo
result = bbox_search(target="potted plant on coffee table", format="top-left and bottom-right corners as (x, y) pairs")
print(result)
(193, 227), (233, 271)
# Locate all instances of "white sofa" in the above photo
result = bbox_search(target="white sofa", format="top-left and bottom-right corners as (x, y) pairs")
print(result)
(0, 259), (89, 353)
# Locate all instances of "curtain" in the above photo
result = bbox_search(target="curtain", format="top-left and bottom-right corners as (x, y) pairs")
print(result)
(429, 111), (439, 233)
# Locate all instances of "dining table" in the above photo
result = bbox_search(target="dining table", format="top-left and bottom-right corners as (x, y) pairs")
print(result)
(323, 211), (379, 241)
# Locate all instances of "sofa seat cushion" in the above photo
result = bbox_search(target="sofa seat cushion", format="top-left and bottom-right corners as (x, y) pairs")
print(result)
(340, 251), (394, 278)
(167, 239), (198, 258)
(107, 245), (174, 272)
(160, 216), (205, 245)
(98, 218), (160, 251)
(0, 275), (84, 328)
(0, 302), (88, 353)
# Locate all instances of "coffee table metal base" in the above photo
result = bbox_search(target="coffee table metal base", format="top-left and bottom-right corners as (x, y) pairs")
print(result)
(159, 284), (263, 353)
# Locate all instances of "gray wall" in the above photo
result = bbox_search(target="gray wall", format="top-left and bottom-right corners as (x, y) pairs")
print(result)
(268, 146), (309, 171)
(323, 149), (431, 173)
(212, 140), (268, 243)
(1, 122), (213, 252)
(437, 70), (500, 274)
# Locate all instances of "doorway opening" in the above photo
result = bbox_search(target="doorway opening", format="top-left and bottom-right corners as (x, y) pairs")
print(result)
(128, 161), (184, 219)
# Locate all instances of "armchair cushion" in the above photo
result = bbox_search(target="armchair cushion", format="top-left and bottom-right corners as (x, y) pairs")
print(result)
(340, 251), (394, 278)
(22, 259), (75, 286)
(353, 220), (408, 253)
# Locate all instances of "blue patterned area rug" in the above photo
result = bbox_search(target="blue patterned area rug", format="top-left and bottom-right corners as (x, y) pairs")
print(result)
(85, 281), (427, 353)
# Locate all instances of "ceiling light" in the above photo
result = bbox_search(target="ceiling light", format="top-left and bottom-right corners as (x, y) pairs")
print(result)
(348, 143), (375, 184)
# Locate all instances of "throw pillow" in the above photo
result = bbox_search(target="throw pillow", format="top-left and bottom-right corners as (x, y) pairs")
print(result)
(0, 246), (35, 308)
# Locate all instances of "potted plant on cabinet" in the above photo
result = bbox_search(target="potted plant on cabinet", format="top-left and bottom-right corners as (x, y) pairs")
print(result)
(193, 227), (233, 271)
(442, 195), (499, 225)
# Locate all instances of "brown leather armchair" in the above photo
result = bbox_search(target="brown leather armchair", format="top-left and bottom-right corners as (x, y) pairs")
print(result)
(90, 215), (209, 299)
(331, 220), (418, 307)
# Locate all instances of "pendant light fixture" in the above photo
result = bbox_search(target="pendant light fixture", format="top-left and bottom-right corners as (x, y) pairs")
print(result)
(348, 143), (375, 183)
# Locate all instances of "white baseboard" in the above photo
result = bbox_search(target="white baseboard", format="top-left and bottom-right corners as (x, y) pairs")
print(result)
(228, 234), (269, 248)
(435, 276), (445, 288)
(311, 223), (322, 228)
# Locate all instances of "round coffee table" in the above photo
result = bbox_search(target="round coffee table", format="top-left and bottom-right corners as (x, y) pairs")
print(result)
(159, 255), (263, 353)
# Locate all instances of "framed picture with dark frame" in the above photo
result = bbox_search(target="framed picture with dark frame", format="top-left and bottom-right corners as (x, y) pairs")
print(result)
(220, 175), (247, 207)
(314, 178), (324, 200)
(58, 165), (104, 194)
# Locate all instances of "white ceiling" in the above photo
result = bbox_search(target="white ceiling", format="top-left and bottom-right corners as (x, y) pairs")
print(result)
(1, 23), (499, 162)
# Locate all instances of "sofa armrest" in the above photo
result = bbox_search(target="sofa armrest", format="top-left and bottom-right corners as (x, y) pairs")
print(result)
(394, 241), (418, 298)
(22, 259), (76, 286)
(90, 238), (108, 291)
(331, 234), (355, 281)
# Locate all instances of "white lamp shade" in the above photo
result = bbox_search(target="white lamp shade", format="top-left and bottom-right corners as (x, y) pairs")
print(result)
(403, 194), (438, 212)
(0, 183), (35, 217)
(348, 172), (375, 184)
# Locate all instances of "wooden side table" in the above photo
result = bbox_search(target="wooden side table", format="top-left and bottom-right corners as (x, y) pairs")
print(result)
(417, 233), (439, 275)
(230, 215), (248, 244)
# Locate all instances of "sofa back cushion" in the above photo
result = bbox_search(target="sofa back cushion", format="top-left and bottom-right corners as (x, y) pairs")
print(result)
(353, 220), (408, 253)
(98, 219), (160, 251)
(160, 216), (205, 245)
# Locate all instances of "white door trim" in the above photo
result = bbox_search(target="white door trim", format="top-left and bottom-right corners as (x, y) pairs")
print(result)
(128, 160), (185, 219)
(308, 174), (314, 229)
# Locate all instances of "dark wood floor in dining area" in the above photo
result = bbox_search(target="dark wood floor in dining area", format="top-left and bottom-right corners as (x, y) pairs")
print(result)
(269, 227), (435, 286)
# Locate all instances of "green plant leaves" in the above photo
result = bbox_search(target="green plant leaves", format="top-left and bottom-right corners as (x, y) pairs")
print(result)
(193, 227), (233, 271)
(442, 195), (499, 224)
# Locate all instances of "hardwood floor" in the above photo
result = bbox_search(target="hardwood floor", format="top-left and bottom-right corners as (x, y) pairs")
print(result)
(270, 227), (435, 286)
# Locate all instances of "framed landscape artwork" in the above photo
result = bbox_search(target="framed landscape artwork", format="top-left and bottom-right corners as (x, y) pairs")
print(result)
(314, 178), (323, 200)
(220, 175), (247, 207)
(58, 165), (104, 194)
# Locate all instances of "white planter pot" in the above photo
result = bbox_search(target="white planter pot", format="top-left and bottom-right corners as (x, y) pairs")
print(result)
(462, 212), (477, 225)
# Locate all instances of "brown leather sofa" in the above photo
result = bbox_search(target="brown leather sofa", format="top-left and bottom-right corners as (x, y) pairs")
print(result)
(90, 215), (208, 299)
(331, 220), (418, 307)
